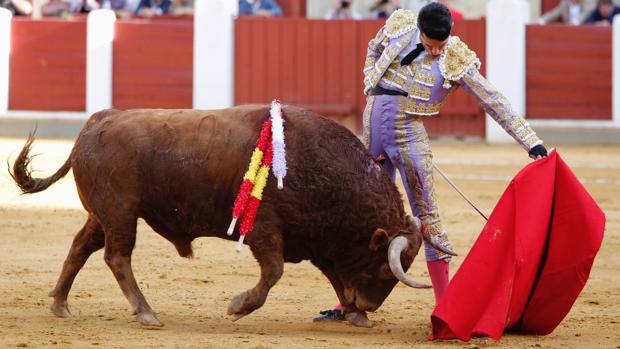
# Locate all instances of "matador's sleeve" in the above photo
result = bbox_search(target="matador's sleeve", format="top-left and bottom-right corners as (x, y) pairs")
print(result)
(440, 37), (543, 151)
(363, 9), (417, 95)
(459, 68), (543, 151)
(363, 28), (388, 94)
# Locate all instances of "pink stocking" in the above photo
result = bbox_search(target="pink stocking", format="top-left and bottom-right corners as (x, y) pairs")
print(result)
(427, 260), (449, 305)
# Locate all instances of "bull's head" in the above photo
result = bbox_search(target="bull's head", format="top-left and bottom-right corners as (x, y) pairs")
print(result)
(337, 216), (456, 327)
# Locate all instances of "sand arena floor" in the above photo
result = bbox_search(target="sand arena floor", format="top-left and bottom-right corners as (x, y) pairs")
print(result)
(0, 137), (618, 349)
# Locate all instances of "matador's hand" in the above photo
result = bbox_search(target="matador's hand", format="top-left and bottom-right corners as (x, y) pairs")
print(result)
(528, 144), (548, 160)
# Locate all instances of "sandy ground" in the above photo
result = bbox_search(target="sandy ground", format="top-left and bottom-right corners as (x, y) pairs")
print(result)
(0, 137), (618, 349)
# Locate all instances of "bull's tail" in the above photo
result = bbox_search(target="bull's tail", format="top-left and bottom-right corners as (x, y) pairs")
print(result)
(8, 133), (72, 194)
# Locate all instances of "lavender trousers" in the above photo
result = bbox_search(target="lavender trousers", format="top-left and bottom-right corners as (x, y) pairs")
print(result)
(362, 95), (452, 261)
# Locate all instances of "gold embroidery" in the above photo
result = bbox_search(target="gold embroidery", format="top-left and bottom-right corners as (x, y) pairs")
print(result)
(407, 84), (431, 101)
(362, 96), (375, 149)
(439, 37), (480, 81)
(394, 113), (427, 219)
(404, 99), (441, 115)
(382, 70), (406, 88)
(385, 9), (417, 38)
(422, 55), (433, 70)
(414, 69), (436, 87)
(462, 70), (541, 149)
(392, 110), (450, 258)
(407, 63), (436, 86)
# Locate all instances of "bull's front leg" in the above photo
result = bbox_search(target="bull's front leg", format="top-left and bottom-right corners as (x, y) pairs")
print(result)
(322, 270), (372, 328)
(227, 222), (283, 321)
(342, 304), (372, 328)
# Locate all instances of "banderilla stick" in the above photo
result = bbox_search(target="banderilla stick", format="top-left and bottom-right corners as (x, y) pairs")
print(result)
(433, 163), (489, 222)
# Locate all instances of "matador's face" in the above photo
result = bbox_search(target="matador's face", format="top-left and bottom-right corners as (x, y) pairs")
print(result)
(420, 32), (449, 57)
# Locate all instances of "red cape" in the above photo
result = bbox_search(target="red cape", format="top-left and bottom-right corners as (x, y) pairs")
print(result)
(430, 150), (605, 341)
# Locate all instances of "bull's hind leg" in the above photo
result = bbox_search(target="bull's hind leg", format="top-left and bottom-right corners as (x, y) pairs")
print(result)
(227, 222), (284, 321)
(102, 217), (163, 327)
(48, 215), (105, 318)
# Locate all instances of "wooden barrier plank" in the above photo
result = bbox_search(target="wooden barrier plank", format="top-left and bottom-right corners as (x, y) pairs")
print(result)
(294, 20), (311, 105)
(325, 23), (341, 106)
(249, 19), (268, 103)
(234, 18), (252, 104)
(9, 19), (86, 111)
(113, 19), (192, 110)
(309, 20), (327, 105)
(279, 19), (296, 103)
(340, 22), (358, 107)
(265, 19), (283, 103)
(526, 24), (612, 120)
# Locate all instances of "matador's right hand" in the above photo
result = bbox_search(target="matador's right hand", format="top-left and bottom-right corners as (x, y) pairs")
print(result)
(528, 144), (548, 160)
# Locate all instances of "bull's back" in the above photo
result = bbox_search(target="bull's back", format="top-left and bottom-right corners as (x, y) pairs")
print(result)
(70, 106), (392, 244)
(71, 107), (269, 235)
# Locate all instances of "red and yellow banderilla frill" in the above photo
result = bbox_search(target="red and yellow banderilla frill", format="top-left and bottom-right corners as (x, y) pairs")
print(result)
(227, 118), (273, 251)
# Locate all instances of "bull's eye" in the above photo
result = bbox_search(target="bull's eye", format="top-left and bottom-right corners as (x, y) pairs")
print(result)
(379, 263), (394, 280)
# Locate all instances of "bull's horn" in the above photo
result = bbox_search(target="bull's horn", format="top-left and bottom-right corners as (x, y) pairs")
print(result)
(388, 236), (431, 289)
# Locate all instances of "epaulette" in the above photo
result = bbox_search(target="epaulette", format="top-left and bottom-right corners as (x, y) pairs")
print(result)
(385, 9), (417, 39)
(439, 36), (481, 89)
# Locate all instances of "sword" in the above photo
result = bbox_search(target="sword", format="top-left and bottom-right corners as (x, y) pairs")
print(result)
(433, 163), (489, 221)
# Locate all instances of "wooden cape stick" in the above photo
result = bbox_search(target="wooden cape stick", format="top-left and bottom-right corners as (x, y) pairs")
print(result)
(433, 163), (489, 222)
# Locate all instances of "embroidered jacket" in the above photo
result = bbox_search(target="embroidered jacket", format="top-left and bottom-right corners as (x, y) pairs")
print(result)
(363, 9), (543, 150)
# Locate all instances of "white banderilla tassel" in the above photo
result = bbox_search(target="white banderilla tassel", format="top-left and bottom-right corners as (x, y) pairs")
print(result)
(270, 100), (287, 190)
(227, 217), (237, 236)
(236, 235), (245, 252)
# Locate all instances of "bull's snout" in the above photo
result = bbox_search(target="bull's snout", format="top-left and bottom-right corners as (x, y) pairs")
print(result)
(344, 288), (379, 312)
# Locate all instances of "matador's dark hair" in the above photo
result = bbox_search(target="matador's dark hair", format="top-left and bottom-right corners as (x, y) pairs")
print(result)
(418, 2), (453, 41)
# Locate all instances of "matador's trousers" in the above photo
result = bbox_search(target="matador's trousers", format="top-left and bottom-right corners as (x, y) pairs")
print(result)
(363, 94), (452, 261)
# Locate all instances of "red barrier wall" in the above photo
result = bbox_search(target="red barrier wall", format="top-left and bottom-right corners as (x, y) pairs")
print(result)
(113, 19), (193, 110)
(235, 18), (486, 137)
(235, 18), (359, 117)
(9, 18), (86, 111)
(526, 25), (612, 120)
(10, 17), (610, 128)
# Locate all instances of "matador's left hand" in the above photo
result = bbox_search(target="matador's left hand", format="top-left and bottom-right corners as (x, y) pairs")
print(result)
(528, 144), (548, 160)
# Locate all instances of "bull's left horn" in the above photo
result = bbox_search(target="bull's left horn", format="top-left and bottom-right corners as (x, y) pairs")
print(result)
(388, 236), (431, 289)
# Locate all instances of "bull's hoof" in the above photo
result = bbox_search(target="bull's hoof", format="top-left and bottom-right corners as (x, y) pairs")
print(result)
(50, 301), (72, 318)
(137, 312), (164, 327)
(345, 312), (373, 328)
(229, 313), (247, 322)
(227, 291), (249, 318)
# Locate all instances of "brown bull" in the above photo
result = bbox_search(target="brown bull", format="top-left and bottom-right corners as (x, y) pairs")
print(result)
(10, 105), (454, 328)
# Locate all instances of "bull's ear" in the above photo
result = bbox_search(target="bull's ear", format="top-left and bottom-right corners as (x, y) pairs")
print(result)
(369, 228), (389, 252)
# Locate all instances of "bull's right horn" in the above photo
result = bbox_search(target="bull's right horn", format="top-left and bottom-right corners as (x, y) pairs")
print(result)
(388, 236), (431, 289)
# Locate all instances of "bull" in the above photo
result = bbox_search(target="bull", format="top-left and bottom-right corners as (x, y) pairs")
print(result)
(10, 105), (454, 328)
